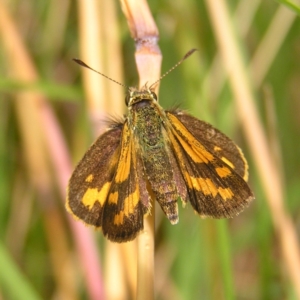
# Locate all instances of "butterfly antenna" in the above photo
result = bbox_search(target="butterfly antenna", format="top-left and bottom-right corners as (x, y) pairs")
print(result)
(149, 48), (197, 89)
(73, 58), (128, 89)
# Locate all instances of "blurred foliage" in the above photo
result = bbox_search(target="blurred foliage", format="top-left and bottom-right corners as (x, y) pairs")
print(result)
(1, 0), (300, 299)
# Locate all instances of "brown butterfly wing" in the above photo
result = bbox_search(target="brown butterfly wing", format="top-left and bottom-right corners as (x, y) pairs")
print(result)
(166, 111), (254, 218)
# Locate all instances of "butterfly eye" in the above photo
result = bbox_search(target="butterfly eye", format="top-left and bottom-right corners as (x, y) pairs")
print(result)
(151, 91), (158, 101)
(125, 93), (131, 106)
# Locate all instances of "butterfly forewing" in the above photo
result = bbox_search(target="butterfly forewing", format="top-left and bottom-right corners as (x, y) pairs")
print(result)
(171, 110), (249, 180)
(66, 125), (122, 227)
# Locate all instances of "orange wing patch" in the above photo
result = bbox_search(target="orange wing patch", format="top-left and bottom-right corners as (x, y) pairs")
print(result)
(81, 183), (112, 209)
(113, 189), (140, 225)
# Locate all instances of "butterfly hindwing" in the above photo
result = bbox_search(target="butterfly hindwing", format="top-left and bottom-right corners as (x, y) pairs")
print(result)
(166, 111), (254, 218)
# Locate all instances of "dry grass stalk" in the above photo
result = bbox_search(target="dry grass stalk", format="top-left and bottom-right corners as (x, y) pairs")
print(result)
(120, 0), (162, 299)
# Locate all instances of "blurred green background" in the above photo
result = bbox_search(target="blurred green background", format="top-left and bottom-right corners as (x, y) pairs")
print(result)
(1, 0), (300, 299)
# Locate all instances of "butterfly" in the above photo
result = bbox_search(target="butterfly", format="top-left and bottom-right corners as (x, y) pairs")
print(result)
(66, 50), (254, 242)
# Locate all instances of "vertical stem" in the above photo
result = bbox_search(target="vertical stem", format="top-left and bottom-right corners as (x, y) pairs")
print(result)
(120, 1), (161, 298)
(137, 207), (155, 300)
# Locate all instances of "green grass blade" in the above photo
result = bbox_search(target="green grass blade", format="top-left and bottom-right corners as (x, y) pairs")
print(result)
(0, 242), (41, 300)
(216, 220), (235, 300)
(275, 0), (300, 15)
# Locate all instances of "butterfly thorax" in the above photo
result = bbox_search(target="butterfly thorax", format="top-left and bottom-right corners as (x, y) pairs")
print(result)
(127, 88), (166, 147)
(133, 102), (163, 147)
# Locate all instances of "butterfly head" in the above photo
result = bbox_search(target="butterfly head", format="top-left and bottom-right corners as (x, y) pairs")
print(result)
(125, 87), (158, 107)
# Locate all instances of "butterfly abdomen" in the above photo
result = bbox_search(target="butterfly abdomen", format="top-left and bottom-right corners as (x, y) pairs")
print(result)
(132, 101), (179, 224)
